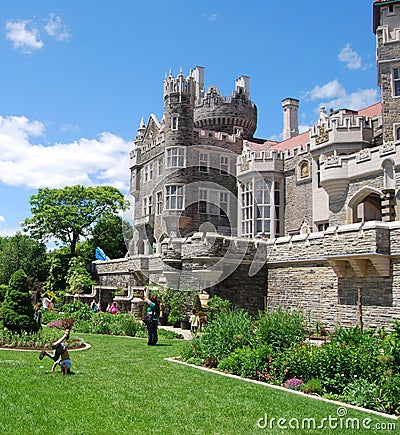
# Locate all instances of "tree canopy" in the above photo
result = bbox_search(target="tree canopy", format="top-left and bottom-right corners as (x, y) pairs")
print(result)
(91, 214), (132, 259)
(22, 185), (126, 256)
(0, 233), (48, 286)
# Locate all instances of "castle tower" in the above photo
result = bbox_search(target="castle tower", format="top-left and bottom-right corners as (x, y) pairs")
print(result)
(282, 97), (299, 141)
(163, 67), (195, 147)
(374, 0), (400, 143)
(193, 69), (257, 139)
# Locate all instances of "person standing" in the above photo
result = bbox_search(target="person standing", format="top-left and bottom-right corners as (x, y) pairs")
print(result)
(34, 304), (42, 328)
(109, 302), (117, 315)
(42, 296), (52, 311)
(143, 288), (160, 346)
(189, 309), (199, 335)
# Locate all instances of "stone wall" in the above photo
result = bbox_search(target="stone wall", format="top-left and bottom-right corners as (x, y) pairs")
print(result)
(93, 222), (400, 330)
(283, 150), (313, 234)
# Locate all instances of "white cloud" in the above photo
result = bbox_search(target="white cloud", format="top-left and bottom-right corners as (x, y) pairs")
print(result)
(321, 88), (379, 112)
(5, 20), (43, 53)
(44, 13), (71, 41)
(61, 123), (81, 133)
(0, 215), (5, 223)
(0, 115), (133, 192)
(338, 43), (372, 71)
(304, 80), (347, 101)
(5, 13), (71, 53)
(303, 79), (379, 112)
(201, 13), (218, 21)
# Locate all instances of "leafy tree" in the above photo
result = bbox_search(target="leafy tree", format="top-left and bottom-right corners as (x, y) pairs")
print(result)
(44, 255), (67, 293)
(0, 233), (49, 286)
(65, 257), (95, 295)
(2, 269), (38, 333)
(0, 284), (8, 302)
(22, 185), (126, 256)
(91, 215), (132, 259)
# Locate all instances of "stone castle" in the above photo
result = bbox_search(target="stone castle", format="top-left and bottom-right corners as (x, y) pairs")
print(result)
(92, 0), (400, 331)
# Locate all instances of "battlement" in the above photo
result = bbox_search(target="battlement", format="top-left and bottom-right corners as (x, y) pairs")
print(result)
(163, 69), (196, 98)
(193, 73), (257, 137)
(378, 24), (400, 43)
(161, 231), (262, 262)
(310, 111), (373, 151)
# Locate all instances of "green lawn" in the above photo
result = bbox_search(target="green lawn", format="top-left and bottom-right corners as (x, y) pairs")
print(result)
(0, 334), (397, 434)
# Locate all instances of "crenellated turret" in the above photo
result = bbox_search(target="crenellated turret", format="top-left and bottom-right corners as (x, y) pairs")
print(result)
(193, 70), (257, 139)
(163, 67), (195, 147)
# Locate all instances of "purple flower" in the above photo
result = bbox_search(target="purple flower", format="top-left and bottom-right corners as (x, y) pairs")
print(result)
(283, 377), (304, 390)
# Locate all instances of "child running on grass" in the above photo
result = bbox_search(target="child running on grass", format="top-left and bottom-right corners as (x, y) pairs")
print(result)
(39, 329), (71, 374)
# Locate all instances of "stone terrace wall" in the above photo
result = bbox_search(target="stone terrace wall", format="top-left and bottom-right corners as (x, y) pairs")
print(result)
(92, 223), (400, 330)
(266, 221), (400, 331)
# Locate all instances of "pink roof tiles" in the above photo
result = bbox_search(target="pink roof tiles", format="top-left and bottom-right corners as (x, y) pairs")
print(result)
(246, 139), (279, 151)
(272, 130), (310, 152)
(357, 102), (382, 118)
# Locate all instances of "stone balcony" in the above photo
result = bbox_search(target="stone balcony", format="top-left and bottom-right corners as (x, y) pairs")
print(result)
(319, 141), (400, 198)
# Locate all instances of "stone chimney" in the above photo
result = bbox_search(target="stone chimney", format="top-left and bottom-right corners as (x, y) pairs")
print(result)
(282, 98), (299, 140)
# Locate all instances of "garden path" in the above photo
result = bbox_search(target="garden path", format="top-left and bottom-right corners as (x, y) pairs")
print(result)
(159, 325), (192, 340)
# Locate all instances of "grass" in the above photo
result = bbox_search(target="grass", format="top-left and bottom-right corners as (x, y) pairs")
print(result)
(0, 334), (397, 434)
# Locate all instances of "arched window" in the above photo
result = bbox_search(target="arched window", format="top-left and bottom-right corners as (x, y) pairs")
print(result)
(383, 159), (395, 190)
(298, 160), (310, 180)
(348, 188), (382, 223)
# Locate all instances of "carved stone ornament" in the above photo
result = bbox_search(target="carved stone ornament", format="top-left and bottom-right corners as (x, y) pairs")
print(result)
(240, 156), (249, 171)
(326, 154), (340, 166)
(380, 141), (396, 156)
(358, 149), (371, 162)
(315, 125), (329, 145)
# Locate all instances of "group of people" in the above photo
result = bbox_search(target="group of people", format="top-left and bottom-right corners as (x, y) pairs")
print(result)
(36, 290), (202, 374)
(90, 299), (101, 313)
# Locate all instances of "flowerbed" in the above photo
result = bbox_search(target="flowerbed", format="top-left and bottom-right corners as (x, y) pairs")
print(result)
(0, 324), (86, 350)
(181, 308), (400, 415)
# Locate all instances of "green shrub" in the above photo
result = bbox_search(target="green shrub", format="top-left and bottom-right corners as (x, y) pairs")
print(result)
(190, 309), (253, 363)
(277, 343), (321, 382)
(379, 374), (400, 415)
(218, 344), (273, 379)
(0, 284), (8, 302)
(342, 378), (381, 411)
(2, 269), (38, 334)
(42, 310), (62, 325)
(316, 329), (389, 393)
(205, 295), (230, 321)
(301, 378), (324, 395)
(254, 306), (306, 350)
(63, 301), (93, 321)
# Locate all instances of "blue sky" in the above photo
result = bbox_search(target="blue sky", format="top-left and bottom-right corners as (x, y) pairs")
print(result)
(0, 0), (379, 237)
